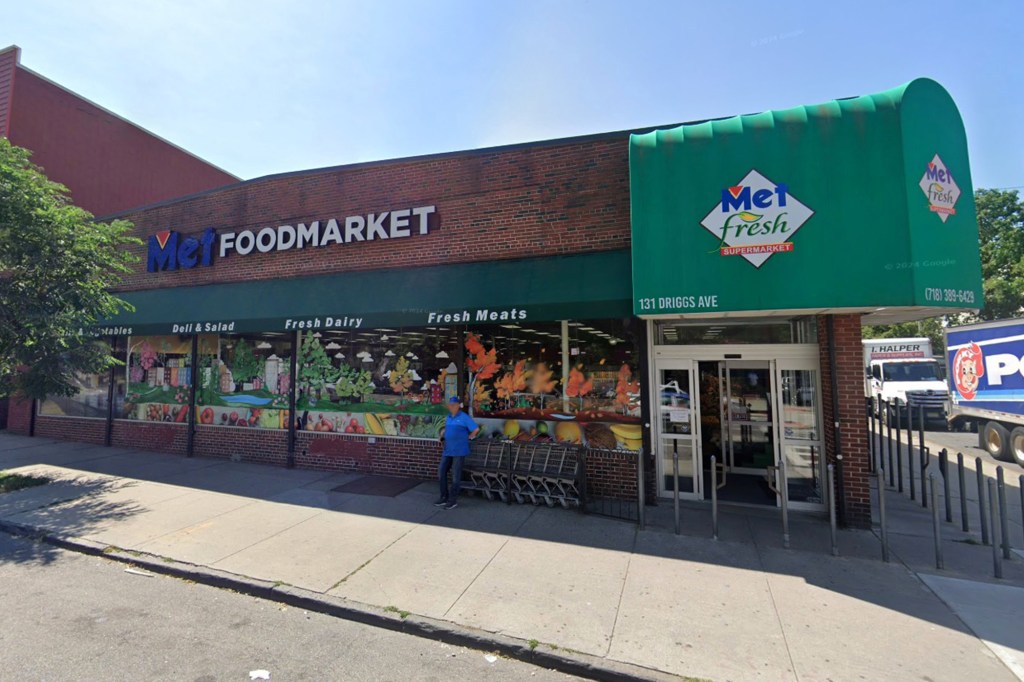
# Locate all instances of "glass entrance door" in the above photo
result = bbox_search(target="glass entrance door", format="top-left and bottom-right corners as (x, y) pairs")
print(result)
(774, 360), (826, 509)
(714, 361), (781, 506)
(654, 361), (700, 499)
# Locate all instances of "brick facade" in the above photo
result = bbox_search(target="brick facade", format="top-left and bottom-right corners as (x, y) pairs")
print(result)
(817, 314), (871, 528)
(111, 135), (632, 292)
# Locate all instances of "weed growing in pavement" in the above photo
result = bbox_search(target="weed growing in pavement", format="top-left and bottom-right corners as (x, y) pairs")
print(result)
(528, 639), (539, 651)
(384, 605), (410, 619)
(0, 472), (50, 494)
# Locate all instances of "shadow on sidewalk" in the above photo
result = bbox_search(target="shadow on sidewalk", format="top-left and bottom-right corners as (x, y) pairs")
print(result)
(2, 430), (1022, 668)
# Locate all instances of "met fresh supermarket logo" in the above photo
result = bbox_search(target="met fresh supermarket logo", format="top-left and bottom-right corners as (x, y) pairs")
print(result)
(919, 154), (960, 223)
(147, 205), (436, 273)
(699, 169), (814, 268)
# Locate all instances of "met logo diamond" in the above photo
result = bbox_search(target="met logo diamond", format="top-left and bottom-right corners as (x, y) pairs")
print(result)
(918, 154), (959, 223)
(700, 169), (814, 268)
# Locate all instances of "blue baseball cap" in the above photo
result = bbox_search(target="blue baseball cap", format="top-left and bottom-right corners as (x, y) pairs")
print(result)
(448, 397), (461, 404)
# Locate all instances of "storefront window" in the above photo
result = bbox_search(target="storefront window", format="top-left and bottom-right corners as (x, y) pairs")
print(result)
(295, 327), (460, 438)
(465, 319), (643, 451)
(120, 335), (205, 423)
(196, 333), (292, 429)
(38, 341), (112, 419)
(657, 317), (817, 345)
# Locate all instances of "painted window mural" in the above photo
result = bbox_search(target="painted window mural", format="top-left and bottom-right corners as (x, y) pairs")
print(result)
(467, 319), (643, 451)
(294, 327), (460, 438)
(41, 319), (644, 452)
(195, 333), (292, 429)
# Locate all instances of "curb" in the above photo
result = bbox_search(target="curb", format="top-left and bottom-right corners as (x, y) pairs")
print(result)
(0, 519), (684, 682)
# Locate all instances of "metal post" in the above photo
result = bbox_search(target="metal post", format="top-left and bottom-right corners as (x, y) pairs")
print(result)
(1020, 475), (1024, 546)
(997, 467), (1011, 560)
(921, 446), (929, 509)
(286, 330), (299, 466)
(895, 403), (904, 494)
(909, 399), (917, 499)
(958, 453), (969, 532)
(877, 468), (889, 562)
(918, 403), (925, 463)
(710, 454), (718, 540)
(827, 463), (838, 556)
(869, 405), (876, 473)
(989, 479), (1003, 579)
(636, 447), (645, 531)
(940, 449), (952, 523)
(780, 455), (790, 549)
(672, 441), (680, 536)
(886, 402), (894, 488)
(186, 333), (198, 458)
(977, 457), (990, 545)
(930, 472), (943, 569)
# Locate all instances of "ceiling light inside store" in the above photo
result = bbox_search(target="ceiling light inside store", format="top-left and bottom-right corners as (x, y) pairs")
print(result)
(362, 356), (374, 363)
(256, 342), (272, 349)
(435, 350), (449, 359)
(500, 325), (520, 329)
(405, 352), (414, 357)
(313, 332), (322, 338)
(334, 352), (345, 359)
(384, 350), (395, 357)
(380, 335), (390, 341)
(325, 342), (341, 350)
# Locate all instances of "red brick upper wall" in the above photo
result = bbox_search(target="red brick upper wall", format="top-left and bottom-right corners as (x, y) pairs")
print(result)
(5, 52), (237, 217)
(114, 135), (632, 292)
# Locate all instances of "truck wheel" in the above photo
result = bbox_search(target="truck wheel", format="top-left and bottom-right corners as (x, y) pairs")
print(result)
(982, 421), (1011, 462)
(1010, 427), (1024, 468)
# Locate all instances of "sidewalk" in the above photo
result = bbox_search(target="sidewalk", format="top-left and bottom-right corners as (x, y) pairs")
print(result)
(1, 432), (1022, 682)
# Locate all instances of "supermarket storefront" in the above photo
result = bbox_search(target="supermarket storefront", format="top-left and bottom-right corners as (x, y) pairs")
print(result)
(629, 78), (983, 522)
(17, 78), (983, 527)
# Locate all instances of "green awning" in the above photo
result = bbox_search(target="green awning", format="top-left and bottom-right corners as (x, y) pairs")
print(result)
(100, 249), (633, 336)
(629, 78), (983, 319)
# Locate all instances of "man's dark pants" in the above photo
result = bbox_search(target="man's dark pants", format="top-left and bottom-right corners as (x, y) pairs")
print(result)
(438, 455), (465, 502)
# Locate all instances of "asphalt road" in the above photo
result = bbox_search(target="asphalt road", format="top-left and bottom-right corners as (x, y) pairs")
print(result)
(0, 532), (580, 682)
(920, 424), (1024, 475)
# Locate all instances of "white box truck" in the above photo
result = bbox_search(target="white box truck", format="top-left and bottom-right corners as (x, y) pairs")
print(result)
(864, 338), (948, 425)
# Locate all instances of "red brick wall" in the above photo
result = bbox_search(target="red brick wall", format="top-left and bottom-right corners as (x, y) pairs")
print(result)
(818, 314), (870, 528)
(35, 415), (106, 445)
(0, 46), (17, 138)
(114, 136), (632, 292)
(6, 397), (33, 435)
(585, 449), (639, 500)
(6, 64), (236, 217)
(111, 421), (187, 454)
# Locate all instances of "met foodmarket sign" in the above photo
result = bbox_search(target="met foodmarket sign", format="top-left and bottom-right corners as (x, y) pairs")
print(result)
(147, 205), (436, 272)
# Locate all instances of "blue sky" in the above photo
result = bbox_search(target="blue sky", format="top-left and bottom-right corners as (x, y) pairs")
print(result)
(2, 0), (1022, 189)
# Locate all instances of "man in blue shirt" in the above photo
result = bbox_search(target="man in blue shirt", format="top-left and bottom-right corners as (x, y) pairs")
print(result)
(436, 397), (480, 510)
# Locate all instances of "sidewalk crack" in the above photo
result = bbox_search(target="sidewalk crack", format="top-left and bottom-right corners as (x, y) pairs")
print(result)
(441, 505), (538, 619)
(605, 523), (639, 658)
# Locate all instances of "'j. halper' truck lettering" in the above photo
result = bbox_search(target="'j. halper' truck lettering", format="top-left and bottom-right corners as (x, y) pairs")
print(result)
(147, 205), (437, 273)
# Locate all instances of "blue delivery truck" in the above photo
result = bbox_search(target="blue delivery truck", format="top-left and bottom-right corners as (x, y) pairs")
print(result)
(945, 318), (1024, 467)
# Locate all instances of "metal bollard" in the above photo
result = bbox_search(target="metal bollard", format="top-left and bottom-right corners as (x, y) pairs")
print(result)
(989, 479), (1003, 579)
(710, 455), (718, 540)
(907, 416), (915, 500)
(958, 453), (969, 532)
(940, 449), (952, 523)
(877, 468), (889, 562)
(636, 447), (646, 531)
(1020, 475), (1024, 546)
(886, 403), (895, 488)
(977, 458), (990, 545)
(780, 456), (790, 549)
(930, 472), (943, 569)
(895, 405), (904, 493)
(921, 446), (929, 509)
(828, 464), (838, 556)
(918, 403), (925, 457)
(672, 445), (680, 536)
(998, 467), (1011, 560)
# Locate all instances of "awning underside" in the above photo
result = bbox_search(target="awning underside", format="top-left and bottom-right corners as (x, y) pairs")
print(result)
(102, 249), (633, 335)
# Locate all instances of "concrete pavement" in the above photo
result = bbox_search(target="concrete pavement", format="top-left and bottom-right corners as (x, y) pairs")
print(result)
(1, 432), (1022, 681)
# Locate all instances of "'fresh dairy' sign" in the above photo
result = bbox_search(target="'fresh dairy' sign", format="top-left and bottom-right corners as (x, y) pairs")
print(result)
(148, 205), (436, 272)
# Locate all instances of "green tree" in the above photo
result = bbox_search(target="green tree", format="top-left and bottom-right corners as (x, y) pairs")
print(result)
(975, 188), (1024, 320)
(0, 139), (139, 399)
